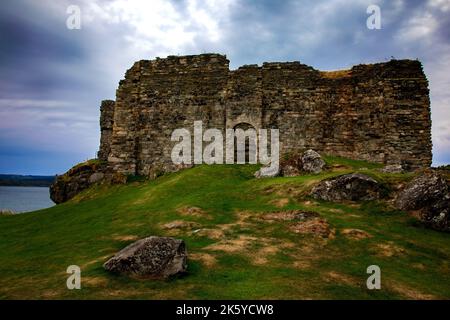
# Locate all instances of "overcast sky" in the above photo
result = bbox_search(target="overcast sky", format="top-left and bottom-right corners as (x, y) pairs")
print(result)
(0, 0), (449, 175)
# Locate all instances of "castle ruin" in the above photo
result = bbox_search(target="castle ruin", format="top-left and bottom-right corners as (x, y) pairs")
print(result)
(98, 53), (432, 177)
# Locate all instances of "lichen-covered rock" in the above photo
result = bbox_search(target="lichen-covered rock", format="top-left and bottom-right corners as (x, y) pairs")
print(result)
(301, 149), (325, 174)
(103, 236), (187, 279)
(49, 160), (108, 204)
(395, 171), (450, 232)
(311, 173), (381, 201)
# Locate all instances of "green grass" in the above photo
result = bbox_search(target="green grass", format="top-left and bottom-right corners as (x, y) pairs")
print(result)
(0, 160), (449, 300)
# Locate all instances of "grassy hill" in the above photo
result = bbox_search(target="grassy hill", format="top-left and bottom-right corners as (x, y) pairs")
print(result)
(0, 157), (449, 299)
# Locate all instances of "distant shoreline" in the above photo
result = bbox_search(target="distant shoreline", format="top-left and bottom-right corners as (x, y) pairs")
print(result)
(0, 174), (55, 187)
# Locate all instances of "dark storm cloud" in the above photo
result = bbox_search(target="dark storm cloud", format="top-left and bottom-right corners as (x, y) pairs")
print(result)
(1, 0), (449, 174)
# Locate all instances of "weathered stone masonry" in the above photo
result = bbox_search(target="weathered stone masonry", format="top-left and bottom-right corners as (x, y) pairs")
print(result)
(98, 53), (432, 177)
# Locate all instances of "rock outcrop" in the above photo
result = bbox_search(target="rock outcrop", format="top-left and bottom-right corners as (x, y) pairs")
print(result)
(395, 171), (450, 232)
(49, 160), (121, 204)
(311, 173), (381, 201)
(103, 236), (187, 279)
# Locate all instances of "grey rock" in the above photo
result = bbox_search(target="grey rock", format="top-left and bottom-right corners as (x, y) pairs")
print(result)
(301, 149), (325, 174)
(103, 236), (187, 279)
(395, 171), (450, 232)
(311, 173), (381, 201)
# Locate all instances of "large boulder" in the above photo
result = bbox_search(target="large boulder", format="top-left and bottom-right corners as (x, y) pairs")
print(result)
(104, 236), (187, 279)
(311, 173), (381, 201)
(395, 171), (450, 232)
(301, 149), (325, 174)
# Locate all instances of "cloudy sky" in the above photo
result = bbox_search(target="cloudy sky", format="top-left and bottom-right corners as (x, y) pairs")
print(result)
(0, 0), (449, 175)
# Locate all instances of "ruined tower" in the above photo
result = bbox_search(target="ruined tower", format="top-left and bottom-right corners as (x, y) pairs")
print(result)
(98, 53), (432, 176)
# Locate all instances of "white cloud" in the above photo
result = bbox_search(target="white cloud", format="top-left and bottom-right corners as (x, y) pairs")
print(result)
(427, 0), (450, 12)
(396, 10), (439, 42)
(80, 0), (236, 54)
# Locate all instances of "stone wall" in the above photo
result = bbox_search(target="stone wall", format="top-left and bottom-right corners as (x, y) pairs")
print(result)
(98, 100), (115, 161)
(100, 53), (432, 176)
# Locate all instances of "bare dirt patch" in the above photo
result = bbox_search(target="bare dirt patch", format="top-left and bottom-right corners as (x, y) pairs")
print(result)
(205, 235), (259, 253)
(374, 242), (406, 257)
(341, 228), (372, 240)
(190, 252), (218, 267)
(162, 220), (201, 230)
(326, 271), (358, 286)
(270, 198), (290, 208)
(388, 281), (438, 300)
(81, 254), (114, 270)
(289, 218), (335, 238)
(262, 210), (320, 222)
(204, 235), (292, 266)
(218, 211), (255, 232)
(253, 246), (280, 265)
(192, 228), (225, 240)
(328, 208), (344, 214)
(111, 235), (139, 242)
(83, 276), (108, 287)
(177, 206), (211, 219)
(302, 200), (319, 207)
(292, 260), (312, 269)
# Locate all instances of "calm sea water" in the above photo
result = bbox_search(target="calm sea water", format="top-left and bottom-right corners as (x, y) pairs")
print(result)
(0, 186), (55, 213)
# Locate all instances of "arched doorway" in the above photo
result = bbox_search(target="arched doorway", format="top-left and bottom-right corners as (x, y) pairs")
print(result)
(233, 122), (257, 164)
